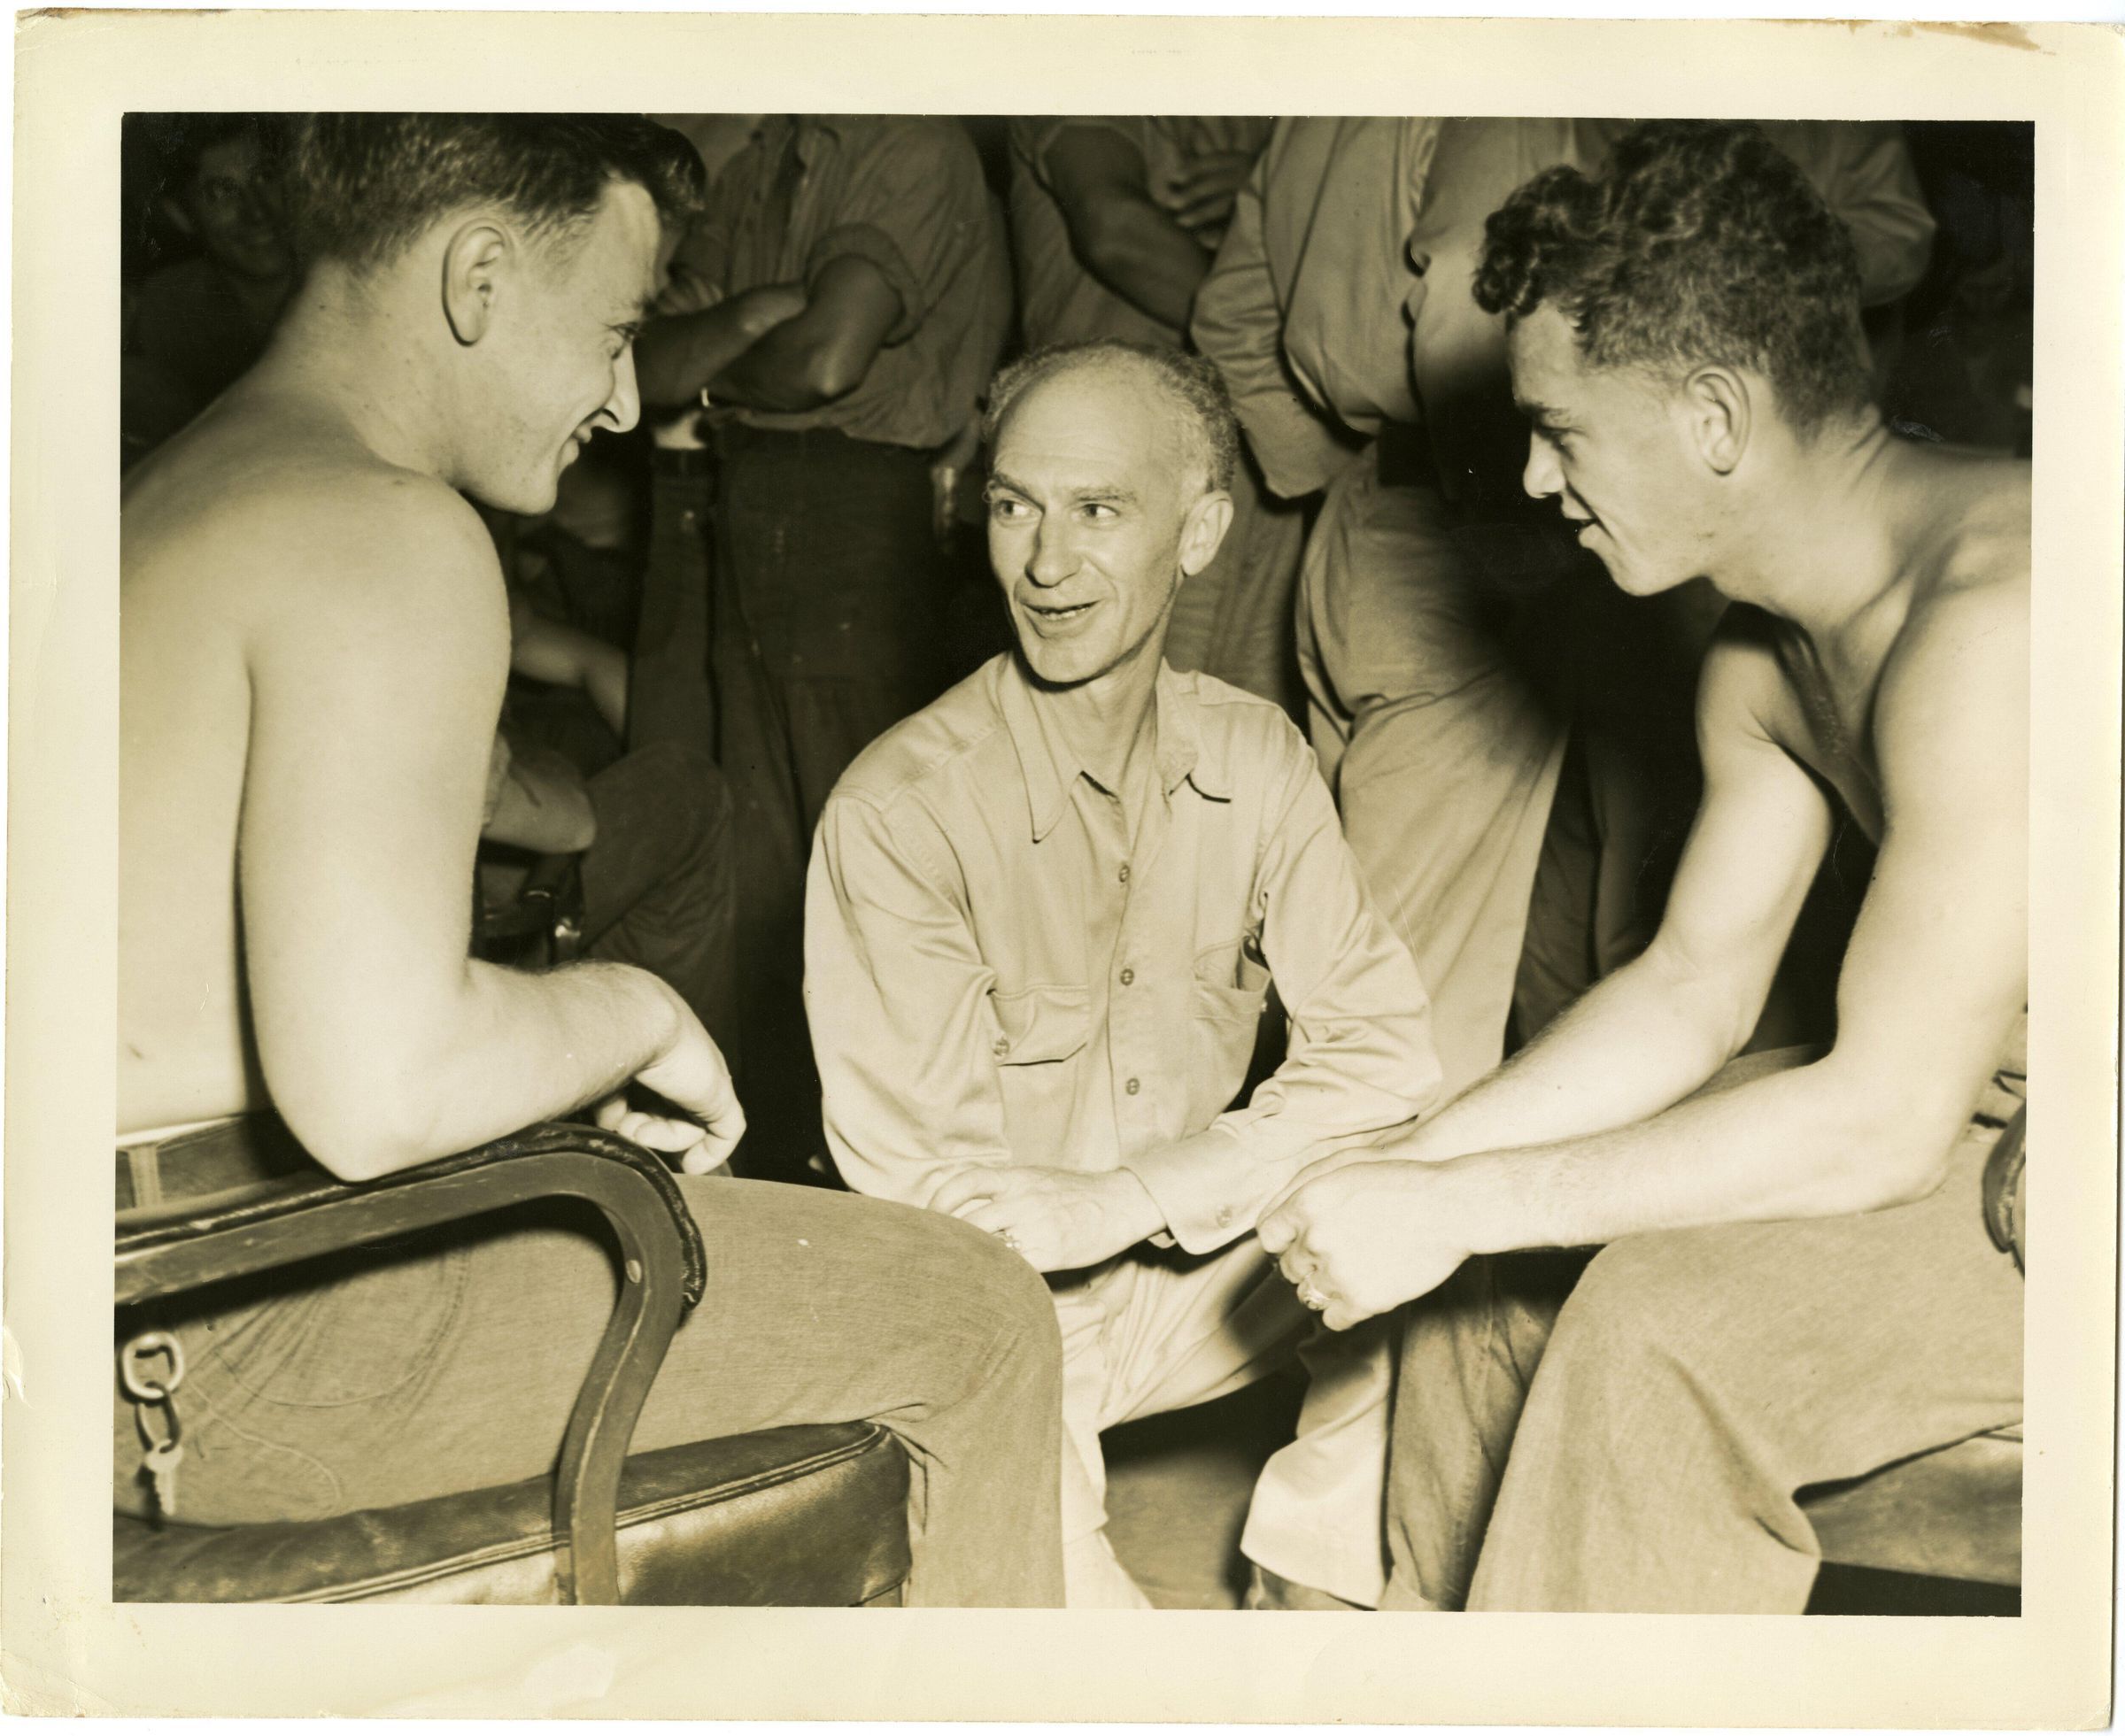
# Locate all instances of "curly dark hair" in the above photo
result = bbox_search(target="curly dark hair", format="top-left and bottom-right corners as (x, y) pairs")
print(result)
(983, 339), (1241, 496)
(1474, 120), (1871, 430)
(286, 113), (704, 274)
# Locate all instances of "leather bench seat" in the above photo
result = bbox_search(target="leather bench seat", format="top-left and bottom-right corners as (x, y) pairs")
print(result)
(1803, 1428), (2022, 1586)
(116, 1421), (910, 1606)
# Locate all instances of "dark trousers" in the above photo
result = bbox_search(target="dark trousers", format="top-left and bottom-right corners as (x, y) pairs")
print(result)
(579, 741), (739, 1056)
(726, 428), (949, 1174)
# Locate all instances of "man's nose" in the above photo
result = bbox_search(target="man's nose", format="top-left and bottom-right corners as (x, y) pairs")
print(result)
(606, 347), (643, 436)
(1025, 518), (1075, 588)
(1522, 431), (1561, 502)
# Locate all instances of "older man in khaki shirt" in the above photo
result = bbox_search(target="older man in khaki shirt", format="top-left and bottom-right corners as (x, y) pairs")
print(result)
(808, 341), (1441, 1608)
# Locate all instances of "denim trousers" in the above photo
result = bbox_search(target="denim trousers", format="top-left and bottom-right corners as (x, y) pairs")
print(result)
(1382, 1046), (2026, 1613)
(116, 1165), (1066, 1607)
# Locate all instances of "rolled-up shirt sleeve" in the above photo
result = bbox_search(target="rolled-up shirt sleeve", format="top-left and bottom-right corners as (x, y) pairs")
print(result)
(1122, 730), (1445, 1254)
(806, 790), (1015, 1208)
(808, 123), (988, 347)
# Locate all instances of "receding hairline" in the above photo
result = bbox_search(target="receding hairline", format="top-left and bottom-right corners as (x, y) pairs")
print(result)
(991, 351), (1222, 494)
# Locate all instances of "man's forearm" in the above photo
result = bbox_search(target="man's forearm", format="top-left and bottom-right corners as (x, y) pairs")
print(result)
(709, 317), (862, 413)
(637, 297), (792, 407)
(1429, 1052), (1937, 1257)
(1077, 198), (1212, 331)
(1395, 947), (1750, 1166)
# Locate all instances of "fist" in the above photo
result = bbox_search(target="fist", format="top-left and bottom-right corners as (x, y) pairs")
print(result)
(1257, 1161), (1470, 1331)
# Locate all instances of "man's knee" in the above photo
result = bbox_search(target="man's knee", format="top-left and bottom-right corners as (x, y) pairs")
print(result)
(900, 1205), (1062, 1390)
(1541, 1233), (1736, 1410)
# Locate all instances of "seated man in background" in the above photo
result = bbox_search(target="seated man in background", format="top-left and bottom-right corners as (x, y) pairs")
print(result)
(1262, 121), (2027, 1614)
(118, 112), (1062, 1607)
(1008, 115), (1303, 714)
(807, 340), (1442, 1608)
(636, 113), (1008, 1174)
(121, 113), (300, 467)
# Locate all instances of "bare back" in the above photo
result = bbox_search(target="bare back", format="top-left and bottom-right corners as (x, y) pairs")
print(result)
(119, 383), (508, 1135)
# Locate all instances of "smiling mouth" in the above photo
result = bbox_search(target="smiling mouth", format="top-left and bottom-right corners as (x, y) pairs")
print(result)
(1024, 598), (1097, 627)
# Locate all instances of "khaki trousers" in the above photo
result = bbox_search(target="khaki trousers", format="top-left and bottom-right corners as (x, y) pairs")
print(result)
(1053, 1235), (1397, 1608)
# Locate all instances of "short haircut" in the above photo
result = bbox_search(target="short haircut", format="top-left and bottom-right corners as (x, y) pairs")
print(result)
(1474, 120), (1871, 431)
(982, 339), (1241, 496)
(285, 113), (705, 274)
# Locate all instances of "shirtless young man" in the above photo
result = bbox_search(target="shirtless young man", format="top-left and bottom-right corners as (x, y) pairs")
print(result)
(1260, 121), (2028, 1612)
(118, 114), (1062, 1607)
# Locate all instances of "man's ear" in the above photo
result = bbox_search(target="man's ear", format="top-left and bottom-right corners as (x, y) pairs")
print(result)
(1682, 366), (1750, 476)
(442, 220), (512, 348)
(1178, 489), (1234, 578)
(160, 195), (196, 241)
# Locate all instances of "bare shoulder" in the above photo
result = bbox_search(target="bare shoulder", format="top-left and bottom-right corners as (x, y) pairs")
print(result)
(1878, 451), (2030, 791)
(1887, 452), (2030, 709)
(1904, 446), (2028, 605)
(123, 405), (504, 661)
(1696, 606), (1797, 748)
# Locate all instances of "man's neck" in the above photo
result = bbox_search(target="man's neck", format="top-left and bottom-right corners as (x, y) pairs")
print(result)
(1710, 413), (1913, 646)
(1043, 642), (1163, 800)
(246, 282), (456, 485)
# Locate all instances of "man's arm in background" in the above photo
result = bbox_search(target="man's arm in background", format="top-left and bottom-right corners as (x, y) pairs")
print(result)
(1191, 130), (1357, 502)
(705, 255), (902, 413)
(507, 591), (630, 740)
(1043, 123), (1214, 333)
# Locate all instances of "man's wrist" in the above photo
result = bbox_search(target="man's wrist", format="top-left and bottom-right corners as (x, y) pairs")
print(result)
(1106, 1167), (1168, 1245)
(1432, 1152), (1536, 1259)
(629, 968), (691, 1069)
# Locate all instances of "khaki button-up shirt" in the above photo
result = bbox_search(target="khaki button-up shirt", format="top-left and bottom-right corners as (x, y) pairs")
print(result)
(806, 655), (1442, 1254)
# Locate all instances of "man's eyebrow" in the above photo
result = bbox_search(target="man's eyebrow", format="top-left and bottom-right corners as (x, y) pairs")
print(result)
(1515, 397), (1569, 426)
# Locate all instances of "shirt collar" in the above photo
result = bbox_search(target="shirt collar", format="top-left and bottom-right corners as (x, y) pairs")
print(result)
(997, 655), (1231, 844)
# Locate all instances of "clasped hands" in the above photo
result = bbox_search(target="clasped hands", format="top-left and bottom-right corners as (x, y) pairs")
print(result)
(1256, 1146), (1476, 1333)
(931, 1163), (1165, 1273)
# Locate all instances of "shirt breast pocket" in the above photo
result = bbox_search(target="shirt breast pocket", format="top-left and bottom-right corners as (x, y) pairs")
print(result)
(1192, 935), (1271, 1104)
(990, 984), (1092, 1144)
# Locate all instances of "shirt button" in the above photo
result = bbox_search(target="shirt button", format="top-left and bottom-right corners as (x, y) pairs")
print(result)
(1119, 968), (1134, 986)
(1118, 864), (1131, 883)
(1217, 1206), (1233, 1227)
(993, 1038), (1008, 1059)
(1125, 1077), (1140, 1096)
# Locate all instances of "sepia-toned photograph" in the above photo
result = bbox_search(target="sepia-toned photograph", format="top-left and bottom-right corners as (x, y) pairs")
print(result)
(7, 10), (2119, 1724)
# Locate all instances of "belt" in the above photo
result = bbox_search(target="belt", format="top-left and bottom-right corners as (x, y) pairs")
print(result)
(116, 1115), (318, 1214)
